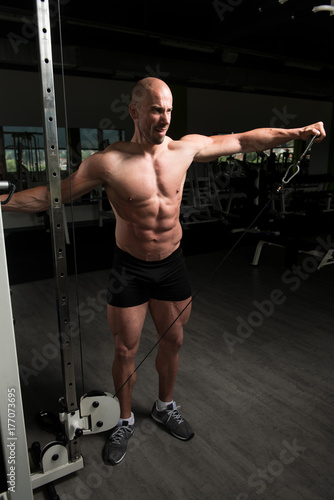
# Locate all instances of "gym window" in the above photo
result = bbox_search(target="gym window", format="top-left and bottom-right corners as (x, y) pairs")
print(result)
(1, 126), (124, 190)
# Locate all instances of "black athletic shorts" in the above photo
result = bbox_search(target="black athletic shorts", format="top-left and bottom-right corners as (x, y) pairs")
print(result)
(107, 246), (192, 307)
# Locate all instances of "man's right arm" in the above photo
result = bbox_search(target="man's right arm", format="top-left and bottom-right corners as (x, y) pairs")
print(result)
(0, 152), (106, 213)
(0, 185), (50, 212)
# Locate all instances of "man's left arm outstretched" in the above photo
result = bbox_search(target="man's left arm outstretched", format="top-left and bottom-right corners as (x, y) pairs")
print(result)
(182, 121), (326, 163)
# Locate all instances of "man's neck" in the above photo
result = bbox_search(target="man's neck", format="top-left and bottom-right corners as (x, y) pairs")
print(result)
(130, 135), (170, 156)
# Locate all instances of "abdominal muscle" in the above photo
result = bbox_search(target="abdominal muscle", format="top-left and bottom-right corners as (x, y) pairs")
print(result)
(112, 198), (183, 261)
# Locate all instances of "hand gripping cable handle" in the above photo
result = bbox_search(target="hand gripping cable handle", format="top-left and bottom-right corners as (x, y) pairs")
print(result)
(0, 181), (16, 205)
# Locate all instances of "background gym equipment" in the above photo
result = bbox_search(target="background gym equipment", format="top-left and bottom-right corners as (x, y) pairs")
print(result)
(8, 132), (46, 191)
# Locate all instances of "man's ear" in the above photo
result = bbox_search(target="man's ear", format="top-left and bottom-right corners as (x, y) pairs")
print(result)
(129, 103), (138, 120)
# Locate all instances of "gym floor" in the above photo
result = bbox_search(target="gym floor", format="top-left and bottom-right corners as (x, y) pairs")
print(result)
(7, 220), (334, 500)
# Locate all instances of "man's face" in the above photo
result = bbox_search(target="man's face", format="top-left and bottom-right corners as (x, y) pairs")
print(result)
(136, 86), (173, 145)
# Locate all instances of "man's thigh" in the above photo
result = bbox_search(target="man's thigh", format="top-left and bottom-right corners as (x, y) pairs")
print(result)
(107, 302), (149, 352)
(149, 298), (192, 341)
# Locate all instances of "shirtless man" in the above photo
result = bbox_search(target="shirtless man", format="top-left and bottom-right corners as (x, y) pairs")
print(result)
(0, 77), (325, 465)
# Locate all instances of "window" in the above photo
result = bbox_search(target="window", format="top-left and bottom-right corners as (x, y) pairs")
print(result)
(1, 126), (124, 189)
(80, 128), (125, 160)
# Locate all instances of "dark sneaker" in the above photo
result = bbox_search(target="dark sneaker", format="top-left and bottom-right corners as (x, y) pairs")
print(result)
(151, 401), (194, 441)
(103, 422), (135, 465)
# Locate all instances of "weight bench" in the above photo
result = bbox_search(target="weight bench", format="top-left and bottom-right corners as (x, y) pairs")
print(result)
(251, 235), (334, 269)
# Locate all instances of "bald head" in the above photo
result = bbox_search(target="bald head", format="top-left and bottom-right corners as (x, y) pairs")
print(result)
(131, 77), (172, 110)
(129, 77), (173, 144)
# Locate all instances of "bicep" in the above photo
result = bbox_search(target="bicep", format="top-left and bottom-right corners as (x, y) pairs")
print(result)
(182, 134), (243, 163)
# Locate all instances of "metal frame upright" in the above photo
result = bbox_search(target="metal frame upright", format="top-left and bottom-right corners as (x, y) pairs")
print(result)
(35, 0), (82, 463)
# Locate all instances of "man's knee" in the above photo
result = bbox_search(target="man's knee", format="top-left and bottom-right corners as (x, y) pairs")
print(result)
(114, 343), (137, 363)
(160, 328), (183, 351)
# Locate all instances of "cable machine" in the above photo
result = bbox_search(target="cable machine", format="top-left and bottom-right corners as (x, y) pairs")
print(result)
(0, 1), (120, 497)
(0, 181), (33, 500)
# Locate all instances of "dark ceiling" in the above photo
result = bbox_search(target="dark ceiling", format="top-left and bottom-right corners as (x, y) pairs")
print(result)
(1, 0), (334, 100)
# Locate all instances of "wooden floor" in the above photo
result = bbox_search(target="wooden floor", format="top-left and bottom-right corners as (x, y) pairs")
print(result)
(9, 233), (334, 500)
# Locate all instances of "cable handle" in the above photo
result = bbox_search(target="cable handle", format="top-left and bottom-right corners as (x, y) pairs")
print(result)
(281, 135), (318, 185)
(0, 181), (16, 205)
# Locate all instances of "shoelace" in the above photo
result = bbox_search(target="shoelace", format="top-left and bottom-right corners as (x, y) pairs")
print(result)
(166, 405), (185, 425)
(110, 425), (132, 444)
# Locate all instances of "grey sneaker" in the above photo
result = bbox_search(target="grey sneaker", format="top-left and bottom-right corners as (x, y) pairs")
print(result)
(103, 422), (135, 465)
(151, 401), (194, 441)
